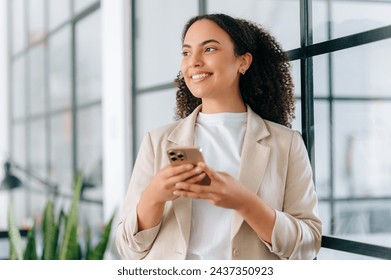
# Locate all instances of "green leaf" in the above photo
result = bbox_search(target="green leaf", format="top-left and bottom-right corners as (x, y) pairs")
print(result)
(23, 226), (38, 260)
(42, 200), (59, 260)
(87, 212), (115, 260)
(58, 175), (83, 260)
(85, 224), (91, 260)
(7, 201), (23, 260)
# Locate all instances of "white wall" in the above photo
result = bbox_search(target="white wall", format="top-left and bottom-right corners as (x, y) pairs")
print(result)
(101, 0), (132, 222)
(0, 0), (9, 228)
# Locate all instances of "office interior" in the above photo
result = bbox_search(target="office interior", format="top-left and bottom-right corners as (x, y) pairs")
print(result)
(0, 0), (391, 260)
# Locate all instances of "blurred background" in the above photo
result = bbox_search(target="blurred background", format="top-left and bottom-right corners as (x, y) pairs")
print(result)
(1, 0), (391, 259)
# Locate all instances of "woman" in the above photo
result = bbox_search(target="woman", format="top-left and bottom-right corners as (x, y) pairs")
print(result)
(116, 13), (322, 260)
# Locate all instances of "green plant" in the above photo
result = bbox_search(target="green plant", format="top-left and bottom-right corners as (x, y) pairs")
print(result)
(7, 175), (115, 260)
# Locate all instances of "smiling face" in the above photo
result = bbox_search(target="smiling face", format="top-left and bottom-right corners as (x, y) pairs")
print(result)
(180, 19), (245, 103)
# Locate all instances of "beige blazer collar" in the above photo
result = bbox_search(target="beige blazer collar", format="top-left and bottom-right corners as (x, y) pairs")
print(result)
(168, 105), (271, 245)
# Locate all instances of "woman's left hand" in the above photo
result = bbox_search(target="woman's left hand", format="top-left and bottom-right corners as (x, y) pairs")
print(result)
(173, 162), (252, 210)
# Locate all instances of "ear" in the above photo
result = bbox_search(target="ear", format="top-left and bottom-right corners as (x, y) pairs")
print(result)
(239, 52), (253, 74)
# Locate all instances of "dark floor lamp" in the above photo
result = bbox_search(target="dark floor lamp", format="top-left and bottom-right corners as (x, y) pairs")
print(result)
(0, 161), (23, 191)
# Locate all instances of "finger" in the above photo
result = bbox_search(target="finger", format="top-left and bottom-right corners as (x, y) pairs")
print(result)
(175, 182), (210, 194)
(197, 162), (219, 181)
(173, 189), (211, 200)
(164, 163), (194, 177)
(183, 172), (206, 184)
(168, 166), (204, 185)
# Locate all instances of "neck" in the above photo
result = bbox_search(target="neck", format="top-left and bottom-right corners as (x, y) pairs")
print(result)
(201, 96), (246, 114)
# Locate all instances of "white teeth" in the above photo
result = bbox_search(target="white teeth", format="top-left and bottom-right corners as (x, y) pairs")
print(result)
(191, 73), (210, 79)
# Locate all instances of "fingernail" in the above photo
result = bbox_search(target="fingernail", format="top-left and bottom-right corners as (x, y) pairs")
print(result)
(186, 164), (193, 170)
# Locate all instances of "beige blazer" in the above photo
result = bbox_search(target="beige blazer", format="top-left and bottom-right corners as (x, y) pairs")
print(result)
(116, 105), (322, 260)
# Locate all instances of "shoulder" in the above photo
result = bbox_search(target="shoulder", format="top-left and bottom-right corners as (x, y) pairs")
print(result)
(148, 120), (181, 139)
(263, 119), (299, 138)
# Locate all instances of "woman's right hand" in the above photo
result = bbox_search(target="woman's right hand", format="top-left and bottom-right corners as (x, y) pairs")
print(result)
(145, 163), (206, 204)
(136, 163), (205, 231)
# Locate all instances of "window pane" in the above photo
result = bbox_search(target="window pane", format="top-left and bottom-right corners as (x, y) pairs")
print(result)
(28, 0), (46, 45)
(76, 11), (101, 106)
(12, 57), (25, 120)
(330, 200), (391, 251)
(48, 0), (71, 30)
(50, 112), (73, 194)
(333, 102), (391, 198)
(314, 101), (330, 199)
(291, 60), (301, 98)
(135, 89), (177, 149)
(12, 123), (26, 166)
(136, 0), (198, 89)
(12, 0), (26, 54)
(313, 0), (329, 44)
(331, 1), (391, 40)
(49, 26), (72, 111)
(77, 106), (102, 200)
(313, 54), (330, 98)
(30, 119), (47, 180)
(29, 44), (46, 116)
(333, 38), (391, 98)
(314, 0), (391, 43)
(291, 100), (301, 132)
(207, 0), (300, 50)
(73, 0), (97, 14)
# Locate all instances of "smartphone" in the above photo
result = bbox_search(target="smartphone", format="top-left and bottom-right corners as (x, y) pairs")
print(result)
(166, 146), (211, 185)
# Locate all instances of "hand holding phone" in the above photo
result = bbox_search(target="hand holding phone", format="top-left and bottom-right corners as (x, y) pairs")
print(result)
(166, 146), (211, 185)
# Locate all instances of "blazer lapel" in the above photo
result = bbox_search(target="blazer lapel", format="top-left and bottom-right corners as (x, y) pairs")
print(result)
(169, 105), (202, 247)
(231, 106), (271, 239)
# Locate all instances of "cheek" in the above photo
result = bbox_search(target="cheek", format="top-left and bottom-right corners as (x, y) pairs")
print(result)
(180, 60), (187, 74)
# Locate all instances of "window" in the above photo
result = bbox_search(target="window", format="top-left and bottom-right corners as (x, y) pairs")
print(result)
(7, 0), (103, 236)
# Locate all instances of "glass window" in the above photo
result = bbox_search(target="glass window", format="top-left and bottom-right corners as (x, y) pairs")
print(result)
(291, 100), (301, 132)
(77, 106), (103, 199)
(12, 0), (26, 54)
(76, 11), (101, 106)
(136, 0), (198, 89)
(291, 59), (301, 98)
(29, 44), (46, 116)
(313, 54), (330, 98)
(30, 119), (47, 180)
(333, 101), (391, 198)
(48, 0), (71, 30)
(207, 0), (300, 50)
(12, 57), (25, 120)
(330, 200), (391, 249)
(332, 0), (391, 40)
(28, 0), (46, 45)
(135, 89), (177, 149)
(313, 0), (329, 44)
(73, 0), (97, 14)
(50, 112), (73, 194)
(12, 123), (26, 166)
(314, 101), (330, 199)
(333, 39), (391, 98)
(314, 0), (391, 42)
(49, 26), (72, 111)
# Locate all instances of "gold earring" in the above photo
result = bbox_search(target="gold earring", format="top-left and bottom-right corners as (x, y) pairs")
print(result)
(240, 69), (246, 75)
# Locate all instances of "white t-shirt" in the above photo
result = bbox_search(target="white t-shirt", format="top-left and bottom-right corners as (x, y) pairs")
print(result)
(186, 111), (247, 260)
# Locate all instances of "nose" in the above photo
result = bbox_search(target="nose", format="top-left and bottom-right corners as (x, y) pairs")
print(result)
(188, 52), (203, 68)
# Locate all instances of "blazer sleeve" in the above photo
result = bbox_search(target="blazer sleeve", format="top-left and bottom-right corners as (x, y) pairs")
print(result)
(267, 131), (322, 259)
(116, 132), (162, 259)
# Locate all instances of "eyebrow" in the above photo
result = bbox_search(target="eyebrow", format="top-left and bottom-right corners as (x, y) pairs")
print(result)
(182, 39), (222, 49)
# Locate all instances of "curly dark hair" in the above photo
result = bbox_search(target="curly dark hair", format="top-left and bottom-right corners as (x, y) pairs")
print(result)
(174, 13), (295, 128)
